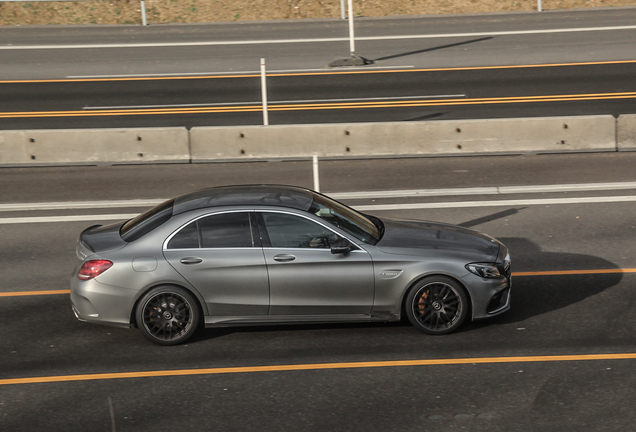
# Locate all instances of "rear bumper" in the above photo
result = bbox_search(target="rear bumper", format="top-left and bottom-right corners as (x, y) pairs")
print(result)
(70, 276), (134, 328)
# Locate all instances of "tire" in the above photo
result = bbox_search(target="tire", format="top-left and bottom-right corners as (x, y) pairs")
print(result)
(405, 276), (469, 335)
(136, 286), (200, 346)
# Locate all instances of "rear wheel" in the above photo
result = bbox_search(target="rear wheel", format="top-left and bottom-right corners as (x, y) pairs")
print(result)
(405, 276), (469, 335)
(136, 286), (200, 345)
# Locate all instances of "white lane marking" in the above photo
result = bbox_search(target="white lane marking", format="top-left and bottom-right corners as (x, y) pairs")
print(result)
(2, 196), (636, 224)
(355, 195), (636, 211)
(0, 214), (138, 225)
(334, 181), (636, 199)
(0, 200), (164, 212)
(2, 25), (635, 50)
(84, 94), (466, 110)
(67, 65), (415, 79)
(2, 181), (636, 213)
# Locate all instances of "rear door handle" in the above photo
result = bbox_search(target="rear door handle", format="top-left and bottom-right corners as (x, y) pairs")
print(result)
(273, 254), (296, 262)
(180, 257), (203, 265)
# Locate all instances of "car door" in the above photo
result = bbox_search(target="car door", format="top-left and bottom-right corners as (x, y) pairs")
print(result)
(258, 211), (374, 316)
(163, 211), (269, 316)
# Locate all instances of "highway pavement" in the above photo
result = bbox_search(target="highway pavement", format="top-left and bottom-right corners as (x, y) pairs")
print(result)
(2, 152), (636, 431)
(1, 8), (636, 129)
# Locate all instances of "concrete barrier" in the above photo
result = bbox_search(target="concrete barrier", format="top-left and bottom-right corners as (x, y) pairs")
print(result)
(190, 115), (617, 161)
(0, 127), (190, 165)
(618, 115), (636, 151)
(0, 116), (623, 165)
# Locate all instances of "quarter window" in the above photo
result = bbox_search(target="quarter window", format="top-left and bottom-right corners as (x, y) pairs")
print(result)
(167, 220), (199, 249)
(261, 213), (340, 249)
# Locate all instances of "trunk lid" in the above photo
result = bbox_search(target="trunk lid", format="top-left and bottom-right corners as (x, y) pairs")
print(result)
(77, 221), (127, 259)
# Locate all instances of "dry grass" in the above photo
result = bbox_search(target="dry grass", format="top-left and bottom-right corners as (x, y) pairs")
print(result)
(0, 0), (634, 26)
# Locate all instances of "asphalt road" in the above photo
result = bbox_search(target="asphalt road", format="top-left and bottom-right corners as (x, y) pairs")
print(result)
(2, 152), (636, 431)
(1, 8), (636, 129)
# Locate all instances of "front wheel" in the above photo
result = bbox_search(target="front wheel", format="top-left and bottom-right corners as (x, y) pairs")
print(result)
(405, 276), (469, 335)
(136, 286), (200, 345)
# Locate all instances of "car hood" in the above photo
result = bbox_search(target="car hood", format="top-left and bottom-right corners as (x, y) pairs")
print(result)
(375, 218), (500, 260)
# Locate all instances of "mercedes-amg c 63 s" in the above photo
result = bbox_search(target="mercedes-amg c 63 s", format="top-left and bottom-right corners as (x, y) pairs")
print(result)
(71, 185), (511, 345)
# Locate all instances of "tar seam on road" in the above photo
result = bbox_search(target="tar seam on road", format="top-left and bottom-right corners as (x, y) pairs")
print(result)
(1, 59), (636, 83)
(3, 269), (636, 298)
(3, 353), (636, 386)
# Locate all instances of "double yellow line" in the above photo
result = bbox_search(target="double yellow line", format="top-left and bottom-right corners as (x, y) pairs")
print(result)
(1, 91), (635, 119)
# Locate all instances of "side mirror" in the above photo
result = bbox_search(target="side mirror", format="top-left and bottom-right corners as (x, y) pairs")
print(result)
(331, 238), (353, 255)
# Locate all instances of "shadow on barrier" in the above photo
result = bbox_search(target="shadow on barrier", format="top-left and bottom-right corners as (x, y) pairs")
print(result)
(404, 112), (448, 121)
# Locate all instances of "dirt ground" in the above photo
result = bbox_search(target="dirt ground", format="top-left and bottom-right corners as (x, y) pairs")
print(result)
(0, 0), (634, 26)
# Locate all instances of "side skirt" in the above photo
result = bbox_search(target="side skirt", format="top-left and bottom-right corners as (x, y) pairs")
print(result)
(204, 312), (399, 328)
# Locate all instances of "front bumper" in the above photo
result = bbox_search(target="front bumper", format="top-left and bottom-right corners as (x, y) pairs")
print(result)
(463, 273), (511, 320)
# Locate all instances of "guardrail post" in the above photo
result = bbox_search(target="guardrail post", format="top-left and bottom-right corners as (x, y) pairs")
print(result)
(260, 58), (269, 126)
(313, 155), (320, 192)
(348, 0), (355, 57)
(140, 0), (148, 25)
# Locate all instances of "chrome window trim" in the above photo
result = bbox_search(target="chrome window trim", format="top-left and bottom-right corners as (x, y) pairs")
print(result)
(262, 247), (367, 253)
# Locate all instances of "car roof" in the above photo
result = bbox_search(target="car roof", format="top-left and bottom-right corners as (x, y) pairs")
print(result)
(172, 184), (315, 215)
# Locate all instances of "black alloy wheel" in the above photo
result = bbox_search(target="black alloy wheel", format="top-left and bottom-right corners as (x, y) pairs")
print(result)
(136, 286), (200, 345)
(405, 276), (469, 335)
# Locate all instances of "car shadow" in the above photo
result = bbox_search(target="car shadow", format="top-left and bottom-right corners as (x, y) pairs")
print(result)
(473, 237), (623, 325)
(192, 237), (622, 342)
(371, 37), (493, 62)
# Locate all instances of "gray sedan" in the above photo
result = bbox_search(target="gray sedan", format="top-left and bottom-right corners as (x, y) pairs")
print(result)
(70, 185), (511, 345)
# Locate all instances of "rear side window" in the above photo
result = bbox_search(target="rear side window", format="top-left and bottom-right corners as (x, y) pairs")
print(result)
(167, 212), (254, 249)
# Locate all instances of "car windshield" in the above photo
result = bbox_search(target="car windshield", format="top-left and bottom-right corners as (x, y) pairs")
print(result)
(309, 193), (382, 245)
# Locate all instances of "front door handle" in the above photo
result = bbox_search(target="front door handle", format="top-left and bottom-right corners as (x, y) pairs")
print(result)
(273, 254), (296, 262)
(180, 257), (203, 265)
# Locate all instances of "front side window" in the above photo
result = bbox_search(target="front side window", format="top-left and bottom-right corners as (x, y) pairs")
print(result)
(261, 213), (340, 249)
(167, 212), (253, 249)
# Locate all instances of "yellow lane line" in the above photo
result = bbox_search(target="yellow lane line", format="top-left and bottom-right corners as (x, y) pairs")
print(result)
(513, 268), (636, 276)
(2, 269), (634, 298)
(3, 353), (636, 386)
(2, 91), (635, 118)
(0, 289), (71, 297)
(1, 59), (636, 83)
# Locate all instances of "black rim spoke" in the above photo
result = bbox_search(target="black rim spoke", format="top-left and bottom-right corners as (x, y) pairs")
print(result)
(413, 282), (462, 331)
(143, 292), (193, 341)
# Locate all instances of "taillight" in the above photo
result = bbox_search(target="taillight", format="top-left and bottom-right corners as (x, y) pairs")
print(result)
(77, 260), (113, 280)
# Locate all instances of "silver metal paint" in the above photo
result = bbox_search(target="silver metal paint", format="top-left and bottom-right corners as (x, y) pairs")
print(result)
(70, 196), (511, 333)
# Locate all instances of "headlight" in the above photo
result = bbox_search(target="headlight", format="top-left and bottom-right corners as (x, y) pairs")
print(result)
(466, 263), (501, 278)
